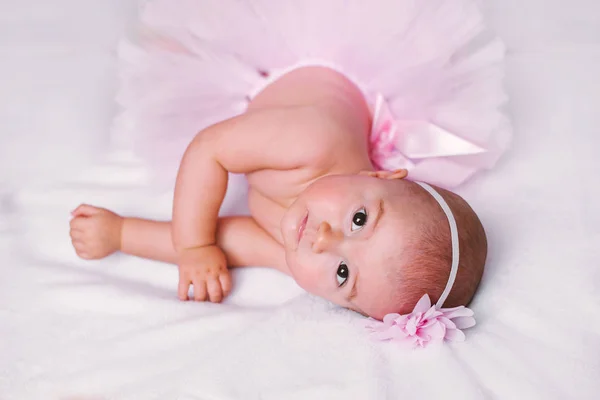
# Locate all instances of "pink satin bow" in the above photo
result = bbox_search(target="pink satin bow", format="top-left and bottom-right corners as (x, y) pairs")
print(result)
(369, 94), (487, 186)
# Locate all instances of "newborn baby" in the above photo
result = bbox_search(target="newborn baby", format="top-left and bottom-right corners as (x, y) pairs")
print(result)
(69, 66), (487, 319)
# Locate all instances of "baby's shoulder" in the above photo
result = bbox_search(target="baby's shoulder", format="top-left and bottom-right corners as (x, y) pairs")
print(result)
(248, 66), (371, 171)
(248, 103), (355, 171)
(291, 102), (372, 177)
(291, 105), (356, 164)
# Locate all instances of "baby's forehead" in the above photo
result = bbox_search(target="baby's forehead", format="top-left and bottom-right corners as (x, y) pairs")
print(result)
(348, 210), (416, 316)
(350, 247), (400, 294)
(356, 242), (402, 285)
(352, 206), (413, 264)
(352, 265), (402, 319)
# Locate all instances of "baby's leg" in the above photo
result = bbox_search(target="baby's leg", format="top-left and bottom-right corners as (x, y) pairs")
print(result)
(69, 205), (287, 273)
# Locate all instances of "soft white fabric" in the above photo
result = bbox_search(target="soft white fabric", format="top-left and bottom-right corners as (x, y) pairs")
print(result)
(1, 0), (600, 399)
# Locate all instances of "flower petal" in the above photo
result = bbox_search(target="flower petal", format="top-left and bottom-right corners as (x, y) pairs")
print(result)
(444, 328), (466, 342)
(390, 326), (409, 340)
(423, 306), (442, 321)
(416, 330), (430, 341)
(413, 294), (432, 314)
(421, 321), (446, 340)
(452, 316), (476, 330)
(405, 316), (418, 336)
(438, 317), (456, 329)
(370, 325), (406, 341)
(420, 318), (437, 329)
(438, 306), (462, 313)
(404, 335), (420, 347)
(392, 337), (420, 349)
(392, 314), (410, 327)
(383, 313), (401, 324)
(442, 306), (475, 319)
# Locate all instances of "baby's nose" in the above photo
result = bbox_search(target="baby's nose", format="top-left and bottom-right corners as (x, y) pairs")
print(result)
(311, 221), (342, 254)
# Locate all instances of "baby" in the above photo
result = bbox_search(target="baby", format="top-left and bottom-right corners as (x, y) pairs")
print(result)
(69, 66), (487, 319)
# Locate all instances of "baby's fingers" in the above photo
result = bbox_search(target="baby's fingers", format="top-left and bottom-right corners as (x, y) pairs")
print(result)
(219, 272), (232, 297)
(178, 273), (191, 301)
(69, 217), (88, 231)
(207, 278), (223, 303)
(69, 228), (83, 240)
(192, 279), (208, 302)
(71, 204), (102, 218)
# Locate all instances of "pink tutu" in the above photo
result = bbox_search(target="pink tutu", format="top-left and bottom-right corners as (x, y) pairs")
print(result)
(112, 0), (511, 189)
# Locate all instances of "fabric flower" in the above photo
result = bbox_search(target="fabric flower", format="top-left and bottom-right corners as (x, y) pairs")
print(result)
(363, 294), (476, 348)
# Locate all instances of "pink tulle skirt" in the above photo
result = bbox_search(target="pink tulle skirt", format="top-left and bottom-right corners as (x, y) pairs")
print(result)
(112, 0), (511, 189)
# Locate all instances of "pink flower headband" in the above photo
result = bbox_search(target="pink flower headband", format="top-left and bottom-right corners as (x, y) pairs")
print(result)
(363, 182), (476, 347)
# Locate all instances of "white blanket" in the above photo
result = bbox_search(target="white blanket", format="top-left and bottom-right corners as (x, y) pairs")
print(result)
(1, 0), (599, 399)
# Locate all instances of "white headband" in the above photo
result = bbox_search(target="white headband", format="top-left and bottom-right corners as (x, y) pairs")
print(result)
(415, 182), (460, 308)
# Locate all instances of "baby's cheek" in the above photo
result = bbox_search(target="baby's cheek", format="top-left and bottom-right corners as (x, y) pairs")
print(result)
(291, 265), (318, 293)
(288, 257), (323, 294)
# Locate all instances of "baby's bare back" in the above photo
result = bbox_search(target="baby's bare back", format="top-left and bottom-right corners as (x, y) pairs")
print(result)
(244, 67), (373, 242)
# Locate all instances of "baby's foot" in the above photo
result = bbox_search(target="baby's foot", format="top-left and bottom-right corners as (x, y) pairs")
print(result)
(69, 204), (123, 260)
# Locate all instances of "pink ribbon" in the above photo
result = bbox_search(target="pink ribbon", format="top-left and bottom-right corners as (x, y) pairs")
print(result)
(369, 94), (486, 173)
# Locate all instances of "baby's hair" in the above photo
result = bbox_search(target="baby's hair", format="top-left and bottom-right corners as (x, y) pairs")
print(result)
(392, 182), (487, 313)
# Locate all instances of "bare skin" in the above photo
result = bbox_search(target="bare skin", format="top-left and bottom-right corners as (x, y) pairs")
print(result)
(70, 66), (417, 319)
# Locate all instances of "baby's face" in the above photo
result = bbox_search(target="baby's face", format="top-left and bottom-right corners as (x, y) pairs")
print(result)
(280, 174), (419, 319)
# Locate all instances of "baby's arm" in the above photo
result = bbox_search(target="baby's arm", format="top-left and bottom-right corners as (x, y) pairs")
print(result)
(120, 216), (286, 272)
(172, 106), (334, 300)
(173, 106), (328, 249)
(70, 205), (287, 295)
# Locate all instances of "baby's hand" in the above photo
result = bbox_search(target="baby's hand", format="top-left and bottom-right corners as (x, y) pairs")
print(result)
(69, 204), (123, 260)
(177, 245), (232, 303)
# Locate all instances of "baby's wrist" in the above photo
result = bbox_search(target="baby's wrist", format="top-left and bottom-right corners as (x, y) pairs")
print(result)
(176, 242), (217, 254)
(116, 216), (125, 252)
(173, 230), (217, 254)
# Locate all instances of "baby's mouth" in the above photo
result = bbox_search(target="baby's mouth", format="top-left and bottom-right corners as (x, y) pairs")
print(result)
(297, 211), (309, 246)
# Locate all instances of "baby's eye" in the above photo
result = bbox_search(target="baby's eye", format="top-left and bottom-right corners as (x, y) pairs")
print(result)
(351, 208), (368, 231)
(336, 262), (349, 286)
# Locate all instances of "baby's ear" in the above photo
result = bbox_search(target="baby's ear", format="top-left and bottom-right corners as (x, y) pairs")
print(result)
(359, 169), (408, 180)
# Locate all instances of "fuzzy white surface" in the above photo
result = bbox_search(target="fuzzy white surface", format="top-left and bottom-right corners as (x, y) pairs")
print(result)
(1, 0), (599, 399)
